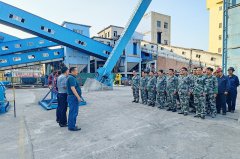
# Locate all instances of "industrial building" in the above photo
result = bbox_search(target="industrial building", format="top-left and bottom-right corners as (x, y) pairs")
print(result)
(137, 11), (171, 45)
(207, 0), (224, 54)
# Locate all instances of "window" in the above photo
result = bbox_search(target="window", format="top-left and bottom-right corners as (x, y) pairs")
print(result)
(9, 14), (25, 23)
(28, 55), (35, 59)
(164, 40), (168, 45)
(211, 57), (216, 61)
(27, 42), (34, 46)
(164, 22), (168, 29)
(182, 51), (186, 55)
(151, 45), (154, 49)
(219, 6), (223, 11)
(0, 59), (7, 63)
(157, 32), (162, 44)
(196, 54), (201, 58)
(43, 53), (49, 57)
(54, 52), (60, 56)
(108, 32), (110, 38)
(73, 29), (83, 35)
(218, 48), (222, 53)
(157, 21), (161, 28)
(1, 46), (9, 51)
(13, 57), (21, 61)
(41, 26), (55, 34)
(219, 23), (222, 28)
(75, 40), (87, 46)
(114, 31), (117, 37)
(133, 43), (137, 55)
(15, 44), (21, 48)
(219, 35), (222, 40)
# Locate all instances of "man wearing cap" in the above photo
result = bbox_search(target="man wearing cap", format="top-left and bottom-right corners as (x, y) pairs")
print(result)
(166, 69), (178, 112)
(205, 67), (218, 118)
(216, 68), (229, 115)
(156, 70), (166, 109)
(227, 67), (239, 113)
(140, 71), (148, 105)
(131, 70), (140, 103)
(178, 67), (191, 116)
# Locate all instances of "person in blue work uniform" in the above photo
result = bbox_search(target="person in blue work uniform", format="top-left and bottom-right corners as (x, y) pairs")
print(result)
(56, 66), (69, 127)
(66, 67), (82, 131)
(216, 68), (229, 115)
(227, 67), (239, 113)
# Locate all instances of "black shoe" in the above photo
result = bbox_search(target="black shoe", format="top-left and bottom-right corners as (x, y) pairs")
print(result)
(222, 112), (226, 115)
(152, 104), (155, 107)
(59, 123), (68, 127)
(178, 112), (184, 114)
(217, 112), (220, 114)
(201, 116), (205, 119)
(132, 100), (136, 103)
(172, 109), (177, 112)
(158, 107), (164, 109)
(231, 110), (235, 113)
(166, 108), (172, 111)
(211, 114), (216, 118)
(68, 127), (81, 131)
(148, 103), (152, 106)
(184, 112), (188, 116)
(194, 114), (200, 118)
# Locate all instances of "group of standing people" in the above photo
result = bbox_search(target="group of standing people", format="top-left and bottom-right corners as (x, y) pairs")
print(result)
(131, 66), (239, 119)
(49, 67), (82, 131)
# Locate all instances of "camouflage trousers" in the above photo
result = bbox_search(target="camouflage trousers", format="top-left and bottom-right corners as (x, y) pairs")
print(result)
(148, 90), (156, 105)
(166, 91), (177, 110)
(189, 94), (196, 112)
(140, 89), (148, 104)
(194, 94), (206, 116)
(179, 92), (190, 113)
(132, 88), (139, 101)
(156, 91), (166, 108)
(206, 94), (217, 115)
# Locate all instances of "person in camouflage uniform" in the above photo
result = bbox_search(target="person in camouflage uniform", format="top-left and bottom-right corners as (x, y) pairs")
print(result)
(147, 71), (157, 107)
(131, 70), (140, 103)
(193, 67), (207, 119)
(178, 67), (191, 116)
(156, 70), (166, 109)
(205, 67), (218, 118)
(140, 71), (148, 105)
(166, 69), (178, 112)
(189, 68), (197, 111)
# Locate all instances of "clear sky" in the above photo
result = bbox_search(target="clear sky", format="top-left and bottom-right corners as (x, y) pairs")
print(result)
(0, 0), (209, 50)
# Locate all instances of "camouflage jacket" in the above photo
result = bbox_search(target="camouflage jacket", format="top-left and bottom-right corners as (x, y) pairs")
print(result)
(147, 76), (157, 92)
(178, 75), (191, 94)
(132, 75), (140, 89)
(205, 75), (218, 94)
(193, 75), (207, 95)
(156, 76), (166, 93)
(166, 75), (178, 92)
(140, 76), (148, 90)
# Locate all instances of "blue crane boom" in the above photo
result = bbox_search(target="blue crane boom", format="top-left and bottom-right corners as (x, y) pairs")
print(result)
(0, 37), (58, 55)
(0, 48), (64, 70)
(96, 0), (152, 86)
(0, 1), (112, 60)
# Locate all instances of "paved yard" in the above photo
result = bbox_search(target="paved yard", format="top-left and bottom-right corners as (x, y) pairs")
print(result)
(1, 87), (240, 159)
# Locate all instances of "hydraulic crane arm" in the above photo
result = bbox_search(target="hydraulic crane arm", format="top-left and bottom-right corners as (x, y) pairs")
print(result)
(0, 1), (112, 60)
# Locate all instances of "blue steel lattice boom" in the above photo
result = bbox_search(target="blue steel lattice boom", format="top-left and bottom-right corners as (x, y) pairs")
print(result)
(0, 1), (112, 60)
(96, 0), (152, 86)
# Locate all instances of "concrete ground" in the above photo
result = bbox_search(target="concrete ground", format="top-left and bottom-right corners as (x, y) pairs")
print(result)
(1, 87), (240, 159)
